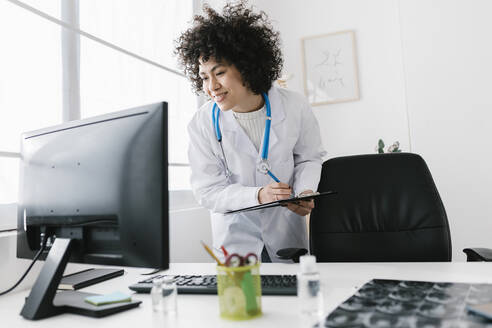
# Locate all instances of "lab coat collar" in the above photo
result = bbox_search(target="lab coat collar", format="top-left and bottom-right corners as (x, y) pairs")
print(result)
(267, 86), (286, 126)
(220, 86), (285, 131)
(220, 86), (286, 158)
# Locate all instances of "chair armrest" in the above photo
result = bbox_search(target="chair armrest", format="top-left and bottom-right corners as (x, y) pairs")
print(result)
(276, 248), (308, 263)
(463, 248), (492, 261)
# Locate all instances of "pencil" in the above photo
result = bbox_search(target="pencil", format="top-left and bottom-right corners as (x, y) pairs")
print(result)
(201, 241), (224, 266)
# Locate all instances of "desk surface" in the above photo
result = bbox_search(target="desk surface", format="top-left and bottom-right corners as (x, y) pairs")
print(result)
(1, 262), (492, 328)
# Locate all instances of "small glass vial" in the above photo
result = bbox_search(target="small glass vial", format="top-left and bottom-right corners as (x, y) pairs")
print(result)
(161, 276), (177, 315)
(297, 255), (324, 323)
(151, 276), (178, 314)
(151, 277), (164, 312)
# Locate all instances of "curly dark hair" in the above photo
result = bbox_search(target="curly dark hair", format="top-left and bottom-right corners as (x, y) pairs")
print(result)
(174, 1), (283, 95)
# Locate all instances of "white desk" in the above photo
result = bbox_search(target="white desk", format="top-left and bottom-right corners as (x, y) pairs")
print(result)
(1, 262), (492, 328)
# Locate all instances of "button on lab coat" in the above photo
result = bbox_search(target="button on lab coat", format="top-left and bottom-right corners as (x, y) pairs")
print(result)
(188, 86), (326, 262)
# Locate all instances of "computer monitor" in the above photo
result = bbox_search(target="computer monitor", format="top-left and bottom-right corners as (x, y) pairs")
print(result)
(16, 102), (168, 320)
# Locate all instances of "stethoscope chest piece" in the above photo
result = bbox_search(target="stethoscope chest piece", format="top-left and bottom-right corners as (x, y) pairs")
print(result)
(257, 159), (271, 174)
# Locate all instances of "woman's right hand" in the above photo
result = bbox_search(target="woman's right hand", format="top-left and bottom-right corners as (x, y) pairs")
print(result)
(258, 182), (292, 204)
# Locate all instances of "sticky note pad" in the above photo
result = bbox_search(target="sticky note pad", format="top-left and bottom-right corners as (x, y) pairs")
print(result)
(85, 291), (132, 306)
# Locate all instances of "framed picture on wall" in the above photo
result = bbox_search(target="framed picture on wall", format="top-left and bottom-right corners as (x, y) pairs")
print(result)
(301, 30), (360, 106)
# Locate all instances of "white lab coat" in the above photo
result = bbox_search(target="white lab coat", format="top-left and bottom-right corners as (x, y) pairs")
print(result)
(188, 86), (326, 262)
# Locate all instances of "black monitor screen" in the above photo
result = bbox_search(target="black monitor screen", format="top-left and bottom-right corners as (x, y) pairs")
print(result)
(17, 103), (168, 269)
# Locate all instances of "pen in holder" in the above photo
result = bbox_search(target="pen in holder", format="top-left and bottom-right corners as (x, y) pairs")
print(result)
(216, 262), (262, 320)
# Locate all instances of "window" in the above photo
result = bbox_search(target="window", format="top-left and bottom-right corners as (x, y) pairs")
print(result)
(0, 1), (62, 153)
(0, 1), (62, 230)
(78, 1), (196, 190)
(0, 0), (196, 230)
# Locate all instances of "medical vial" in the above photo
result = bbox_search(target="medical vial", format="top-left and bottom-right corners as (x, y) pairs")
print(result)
(160, 276), (178, 315)
(297, 255), (324, 323)
(151, 277), (164, 312)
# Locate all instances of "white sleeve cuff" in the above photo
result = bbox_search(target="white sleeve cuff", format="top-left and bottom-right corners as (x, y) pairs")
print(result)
(254, 187), (262, 205)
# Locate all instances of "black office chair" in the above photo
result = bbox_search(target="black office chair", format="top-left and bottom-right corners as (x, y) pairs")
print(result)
(277, 153), (453, 262)
(463, 248), (492, 261)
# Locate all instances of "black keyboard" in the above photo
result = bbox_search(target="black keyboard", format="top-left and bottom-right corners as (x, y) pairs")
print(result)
(129, 274), (297, 296)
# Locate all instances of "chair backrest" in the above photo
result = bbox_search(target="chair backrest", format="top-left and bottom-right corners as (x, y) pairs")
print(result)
(310, 153), (452, 262)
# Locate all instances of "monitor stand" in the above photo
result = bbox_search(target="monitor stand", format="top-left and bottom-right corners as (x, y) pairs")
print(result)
(20, 238), (141, 320)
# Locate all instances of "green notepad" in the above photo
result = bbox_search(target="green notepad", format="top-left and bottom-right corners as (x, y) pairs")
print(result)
(84, 291), (132, 306)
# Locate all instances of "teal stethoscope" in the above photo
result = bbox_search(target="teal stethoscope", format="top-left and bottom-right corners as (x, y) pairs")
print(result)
(212, 92), (280, 183)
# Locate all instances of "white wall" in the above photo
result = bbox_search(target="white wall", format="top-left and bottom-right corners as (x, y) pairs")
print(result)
(250, 0), (410, 158)
(398, 0), (492, 261)
(169, 191), (213, 262)
(246, 0), (492, 261)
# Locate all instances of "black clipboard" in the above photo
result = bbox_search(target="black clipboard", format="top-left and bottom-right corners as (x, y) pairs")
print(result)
(225, 190), (337, 214)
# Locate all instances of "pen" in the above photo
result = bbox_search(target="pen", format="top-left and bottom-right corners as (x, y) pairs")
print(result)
(201, 241), (224, 266)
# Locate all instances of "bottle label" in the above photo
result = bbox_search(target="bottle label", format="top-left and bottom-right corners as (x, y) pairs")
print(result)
(308, 280), (320, 297)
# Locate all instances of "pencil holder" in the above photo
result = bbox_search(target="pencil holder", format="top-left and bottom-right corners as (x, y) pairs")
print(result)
(216, 262), (262, 320)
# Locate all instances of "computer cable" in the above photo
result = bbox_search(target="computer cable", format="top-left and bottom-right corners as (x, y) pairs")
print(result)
(0, 230), (50, 296)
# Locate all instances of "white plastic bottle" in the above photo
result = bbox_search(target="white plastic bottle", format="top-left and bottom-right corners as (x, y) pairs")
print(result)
(297, 255), (324, 323)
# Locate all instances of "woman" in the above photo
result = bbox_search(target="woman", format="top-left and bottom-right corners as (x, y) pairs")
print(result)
(175, 2), (325, 262)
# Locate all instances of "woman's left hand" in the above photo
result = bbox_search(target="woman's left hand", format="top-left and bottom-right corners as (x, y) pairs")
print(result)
(286, 190), (315, 216)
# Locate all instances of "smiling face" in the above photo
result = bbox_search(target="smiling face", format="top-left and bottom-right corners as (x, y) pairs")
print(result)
(199, 57), (263, 113)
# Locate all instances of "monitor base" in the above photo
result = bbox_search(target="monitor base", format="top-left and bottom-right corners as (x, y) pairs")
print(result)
(53, 290), (141, 318)
(20, 238), (140, 320)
